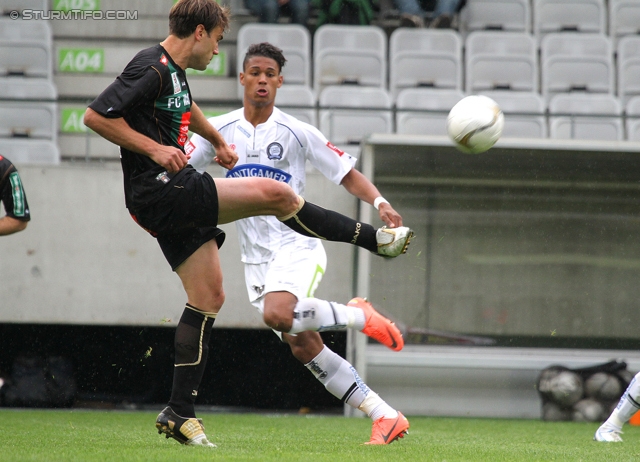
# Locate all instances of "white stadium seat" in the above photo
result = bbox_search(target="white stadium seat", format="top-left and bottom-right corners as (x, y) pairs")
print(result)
(0, 41), (52, 78)
(319, 86), (392, 147)
(275, 85), (317, 127)
(609, 0), (640, 43)
(460, 0), (531, 33)
(389, 29), (462, 100)
(0, 78), (56, 100)
(625, 97), (640, 142)
(0, 102), (57, 140)
(0, 139), (60, 165)
(618, 36), (640, 106)
(465, 31), (538, 93)
(541, 33), (613, 102)
(313, 25), (387, 94)
(549, 93), (623, 141)
(396, 88), (464, 136)
(534, 0), (606, 37)
(480, 91), (547, 139)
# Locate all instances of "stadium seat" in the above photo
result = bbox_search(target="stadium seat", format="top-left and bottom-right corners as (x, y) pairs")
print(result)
(0, 0), (46, 16)
(275, 85), (317, 127)
(465, 31), (538, 93)
(0, 138), (60, 165)
(389, 29), (462, 100)
(548, 93), (623, 141)
(0, 18), (52, 44)
(534, 0), (606, 37)
(541, 33), (613, 102)
(0, 102), (57, 140)
(396, 88), (464, 136)
(618, 36), (640, 106)
(236, 24), (311, 99)
(459, 0), (531, 33)
(0, 41), (52, 78)
(625, 97), (640, 142)
(318, 86), (392, 147)
(609, 0), (640, 44)
(0, 78), (56, 100)
(313, 25), (387, 94)
(479, 91), (547, 138)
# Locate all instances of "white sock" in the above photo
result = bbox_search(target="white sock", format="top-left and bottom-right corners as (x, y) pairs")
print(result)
(289, 298), (366, 334)
(604, 372), (640, 429)
(358, 391), (398, 421)
(304, 346), (369, 408)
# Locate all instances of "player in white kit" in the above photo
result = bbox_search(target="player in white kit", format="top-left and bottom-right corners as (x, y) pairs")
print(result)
(188, 42), (409, 444)
(595, 372), (640, 442)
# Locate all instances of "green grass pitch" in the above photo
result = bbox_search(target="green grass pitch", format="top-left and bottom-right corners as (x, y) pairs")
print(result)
(2, 409), (640, 461)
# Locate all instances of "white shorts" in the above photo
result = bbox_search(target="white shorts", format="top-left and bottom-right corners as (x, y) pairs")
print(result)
(244, 243), (327, 315)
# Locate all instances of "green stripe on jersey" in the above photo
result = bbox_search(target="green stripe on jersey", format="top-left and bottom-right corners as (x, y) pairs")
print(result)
(306, 264), (325, 298)
(9, 172), (26, 217)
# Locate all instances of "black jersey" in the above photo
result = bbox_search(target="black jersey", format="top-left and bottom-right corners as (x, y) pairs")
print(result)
(0, 155), (30, 222)
(89, 44), (194, 210)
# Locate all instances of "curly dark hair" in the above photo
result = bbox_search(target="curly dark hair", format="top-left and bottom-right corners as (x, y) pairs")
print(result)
(242, 42), (287, 73)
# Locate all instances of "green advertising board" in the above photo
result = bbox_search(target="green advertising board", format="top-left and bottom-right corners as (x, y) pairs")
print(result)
(186, 52), (227, 77)
(52, 0), (100, 11)
(58, 48), (105, 73)
(60, 108), (89, 133)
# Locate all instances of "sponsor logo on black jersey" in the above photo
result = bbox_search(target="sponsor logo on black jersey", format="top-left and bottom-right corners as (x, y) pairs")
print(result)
(156, 171), (170, 184)
(267, 142), (284, 160)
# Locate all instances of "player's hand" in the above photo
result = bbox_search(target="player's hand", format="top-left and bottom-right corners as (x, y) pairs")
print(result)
(214, 144), (238, 170)
(151, 145), (190, 173)
(378, 202), (403, 228)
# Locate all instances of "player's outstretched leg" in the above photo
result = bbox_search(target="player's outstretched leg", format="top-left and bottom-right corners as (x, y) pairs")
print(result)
(287, 297), (404, 351)
(279, 198), (414, 258)
(156, 406), (216, 447)
(595, 372), (640, 442)
(302, 344), (409, 444)
(348, 297), (404, 352)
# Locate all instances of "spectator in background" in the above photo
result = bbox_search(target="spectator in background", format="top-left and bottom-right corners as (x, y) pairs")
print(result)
(0, 155), (30, 236)
(244, 0), (310, 26)
(396, 0), (464, 28)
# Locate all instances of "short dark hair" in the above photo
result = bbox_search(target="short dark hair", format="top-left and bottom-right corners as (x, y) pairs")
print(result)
(169, 0), (230, 39)
(243, 42), (287, 73)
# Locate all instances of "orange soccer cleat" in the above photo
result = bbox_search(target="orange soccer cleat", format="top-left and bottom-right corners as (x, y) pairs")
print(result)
(348, 297), (404, 351)
(365, 412), (410, 445)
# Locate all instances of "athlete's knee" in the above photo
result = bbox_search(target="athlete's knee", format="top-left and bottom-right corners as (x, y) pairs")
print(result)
(191, 286), (225, 314)
(263, 307), (293, 332)
(257, 179), (299, 217)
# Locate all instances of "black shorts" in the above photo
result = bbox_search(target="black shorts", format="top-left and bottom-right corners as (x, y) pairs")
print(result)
(131, 168), (225, 271)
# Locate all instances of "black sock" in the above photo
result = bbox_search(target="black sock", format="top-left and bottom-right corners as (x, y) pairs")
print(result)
(281, 200), (378, 253)
(168, 304), (216, 418)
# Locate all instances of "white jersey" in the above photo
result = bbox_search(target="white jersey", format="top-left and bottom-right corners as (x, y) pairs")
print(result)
(188, 107), (357, 264)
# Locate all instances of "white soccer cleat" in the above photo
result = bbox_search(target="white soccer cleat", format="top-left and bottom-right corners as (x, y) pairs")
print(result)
(376, 226), (414, 257)
(594, 425), (623, 442)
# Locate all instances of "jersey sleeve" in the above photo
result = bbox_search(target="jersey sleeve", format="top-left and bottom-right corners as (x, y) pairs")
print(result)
(302, 123), (357, 185)
(1, 169), (30, 221)
(187, 129), (216, 174)
(88, 66), (162, 119)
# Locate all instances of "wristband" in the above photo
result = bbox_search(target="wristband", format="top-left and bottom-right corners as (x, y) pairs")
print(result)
(373, 197), (389, 210)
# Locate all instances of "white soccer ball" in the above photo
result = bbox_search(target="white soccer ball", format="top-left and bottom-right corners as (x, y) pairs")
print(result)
(447, 95), (504, 154)
(584, 372), (623, 401)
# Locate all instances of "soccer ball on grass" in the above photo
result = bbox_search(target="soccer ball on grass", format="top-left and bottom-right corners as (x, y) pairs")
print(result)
(447, 95), (504, 154)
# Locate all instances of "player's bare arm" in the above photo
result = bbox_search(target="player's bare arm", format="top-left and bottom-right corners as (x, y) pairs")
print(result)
(84, 108), (189, 173)
(0, 215), (27, 236)
(340, 168), (403, 228)
(189, 102), (237, 169)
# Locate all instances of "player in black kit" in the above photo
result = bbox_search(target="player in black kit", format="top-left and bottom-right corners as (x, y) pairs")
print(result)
(84, 0), (412, 448)
(0, 155), (30, 236)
